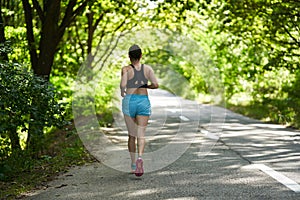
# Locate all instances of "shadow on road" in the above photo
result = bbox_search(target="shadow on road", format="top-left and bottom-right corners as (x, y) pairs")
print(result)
(23, 89), (300, 200)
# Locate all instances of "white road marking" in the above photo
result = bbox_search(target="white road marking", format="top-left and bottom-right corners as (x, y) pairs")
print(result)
(163, 108), (190, 122)
(165, 108), (182, 113)
(199, 129), (220, 140)
(251, 164), (300, 193)
(179, 115), (190, 121)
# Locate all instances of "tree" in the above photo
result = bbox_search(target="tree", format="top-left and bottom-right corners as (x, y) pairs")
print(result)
(69, 0), (141, 71)
(0, 2), (8, 61)
(21, 0), (89, 80)
(0, 61), (66, 155)
(218, 0), (300, 71)
(201, 0), (300, 126)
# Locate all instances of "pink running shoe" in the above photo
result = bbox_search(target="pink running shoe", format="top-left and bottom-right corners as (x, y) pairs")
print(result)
(135, 157), (144, 177)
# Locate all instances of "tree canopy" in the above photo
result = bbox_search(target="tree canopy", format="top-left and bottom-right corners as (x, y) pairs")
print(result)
(1, 0), (300, 165)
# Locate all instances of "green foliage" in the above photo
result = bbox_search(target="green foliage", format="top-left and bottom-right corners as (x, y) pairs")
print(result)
(72, 63), (119, 127)
(94, 69), (119, 126)
(0, 135), (10, 161)
(53, 0), (147, 78)
(0, 125), (94, 199)
(114, 28), (212, 100)
(49, 75), (74, 121)
(284, 70), (300, 127)
(5, 26), (30, 63)
(188, 0), (300, 127)
(0, 60), (67, 157)
(2, 0), (299, 129)
(2, 0), (300, 197)
(0, 41), (12, 56)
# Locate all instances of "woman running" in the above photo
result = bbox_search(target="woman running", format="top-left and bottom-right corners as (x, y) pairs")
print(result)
(120, 44), (159, 176)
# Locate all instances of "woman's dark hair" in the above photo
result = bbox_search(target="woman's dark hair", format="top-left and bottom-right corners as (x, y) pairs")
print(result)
(129, 44), (142, 61)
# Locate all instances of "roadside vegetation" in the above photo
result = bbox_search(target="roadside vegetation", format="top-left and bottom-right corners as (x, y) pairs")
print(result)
(1, 0), (299, 199)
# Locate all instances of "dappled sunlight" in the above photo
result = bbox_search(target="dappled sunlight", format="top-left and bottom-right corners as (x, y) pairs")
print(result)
(251, 123), (287, 129)
(217, 115), (300, 187)
(24, 130), (300, 200)
(112, 188), (164, 198)
(222, 123), (255, 131)
(164, 198), (198, 200)
(156, 170), (184, 176)
(63, 192), (104, 199)
(4, 0), (300, 199)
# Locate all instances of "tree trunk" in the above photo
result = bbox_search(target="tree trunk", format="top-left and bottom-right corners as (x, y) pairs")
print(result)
(35, 0), (61, 80)
(0, 2), (8, 61)
(8, 127), (21, 153)
(21, 0), (38, 70)
(21, 0), (88, 153)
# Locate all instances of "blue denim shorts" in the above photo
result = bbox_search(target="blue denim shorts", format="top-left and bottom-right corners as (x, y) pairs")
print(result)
(122, 94), (151, 118)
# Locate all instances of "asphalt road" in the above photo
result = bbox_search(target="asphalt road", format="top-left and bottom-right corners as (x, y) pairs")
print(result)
(23, 89), (300, 200)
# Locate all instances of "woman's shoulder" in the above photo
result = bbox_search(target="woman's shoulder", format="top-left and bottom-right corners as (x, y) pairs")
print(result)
(143, 64), (153, 70)
(143, 64), (155, 74)
(122, 65), (132, 71)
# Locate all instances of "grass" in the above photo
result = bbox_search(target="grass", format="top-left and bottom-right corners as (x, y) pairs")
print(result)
(226, 103), (270, 122)
(226, 101), (298, 128)
(0, 124), (96, 200)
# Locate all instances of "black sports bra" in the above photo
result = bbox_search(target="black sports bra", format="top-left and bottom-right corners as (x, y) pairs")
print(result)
(127, 64), (148, 88)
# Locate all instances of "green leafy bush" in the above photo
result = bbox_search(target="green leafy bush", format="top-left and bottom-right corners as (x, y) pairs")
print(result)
(285, 70), (300, 128)
(0, 61), (67, 158)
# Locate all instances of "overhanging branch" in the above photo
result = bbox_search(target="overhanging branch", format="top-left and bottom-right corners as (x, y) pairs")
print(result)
(21, 0), (38, 71)
(32, 0), (44, 22)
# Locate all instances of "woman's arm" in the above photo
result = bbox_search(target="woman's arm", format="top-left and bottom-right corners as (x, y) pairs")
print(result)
(120, 67), (128, 97)
(147, 66), (159, 89)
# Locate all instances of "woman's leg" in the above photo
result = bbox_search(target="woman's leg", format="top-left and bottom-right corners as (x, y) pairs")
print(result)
(136, 115), (149, 157)
(124, 115), (137, 164)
